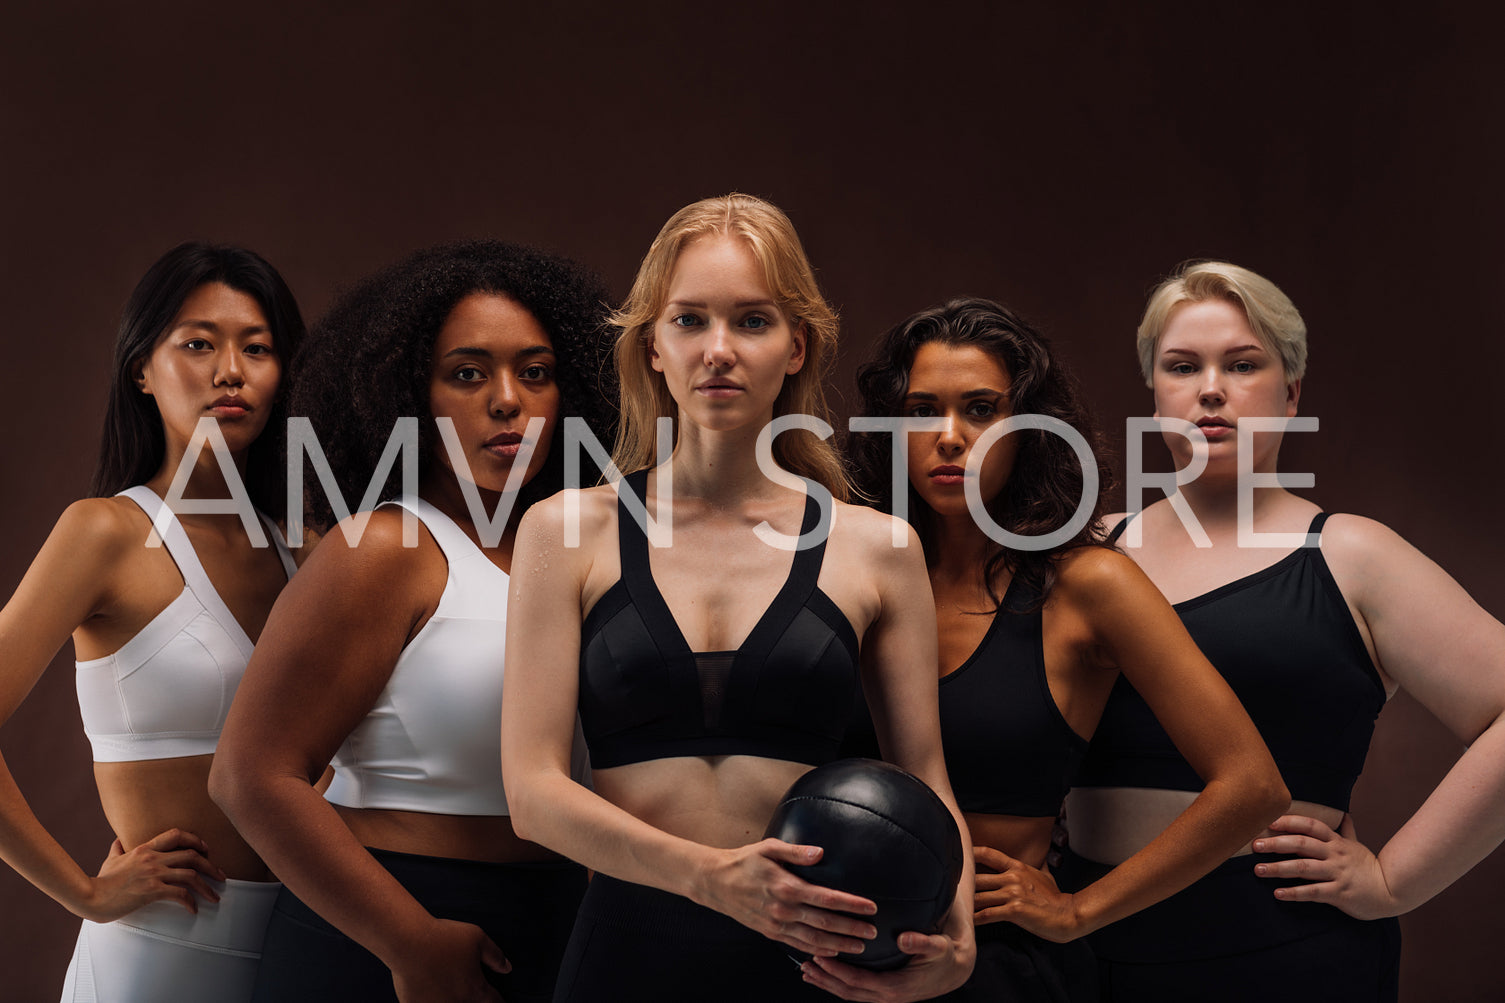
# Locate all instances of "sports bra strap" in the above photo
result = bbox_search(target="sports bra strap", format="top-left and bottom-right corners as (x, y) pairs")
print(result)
(383, 497), (481, 564)
(1107, 510), (1328, 547)
(119, 486), (224, 606)
(615, 469), (828, 598)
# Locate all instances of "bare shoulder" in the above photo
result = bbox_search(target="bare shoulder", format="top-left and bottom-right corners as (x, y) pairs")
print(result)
(1317, 512), (1411, 557)
(829, 500), (923, 571)
(1053, 545), (1152, 604)
(299, 507), (443, 587)
(46, 496), (157, 573)
(517, 485), (616, 551)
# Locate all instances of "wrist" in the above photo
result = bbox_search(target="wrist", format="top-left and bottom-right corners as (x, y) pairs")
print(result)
(681, 843), (725, 907)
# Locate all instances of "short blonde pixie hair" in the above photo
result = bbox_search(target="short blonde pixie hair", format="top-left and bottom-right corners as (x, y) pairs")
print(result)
(609, 193), (850, 500)
(1136, 261), (1308, 387)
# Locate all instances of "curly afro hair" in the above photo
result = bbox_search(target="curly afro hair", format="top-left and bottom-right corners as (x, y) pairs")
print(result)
(291, 240), (618, 532)
(852, 296), (1112, 609)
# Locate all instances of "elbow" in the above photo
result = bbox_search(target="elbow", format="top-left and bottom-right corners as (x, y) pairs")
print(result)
(505, 779), (544, 844)
(207, 748), (263, 824)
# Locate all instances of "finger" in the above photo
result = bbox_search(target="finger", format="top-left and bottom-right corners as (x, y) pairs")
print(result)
(106, 838), (125, 860)
(972, 872), (1004, 892)
(145, 828), (210, 854)
(1254, 857), (1333, 881)
(972, 845), (1010, 871)
(478, 935), (512, 974)
(159, 849), (228, 880)
(800, 960), (865, 1001)
(773, 915), (871, 956)
(163, 886), (198, 914)
(807, 955), (886, 996)
(781, 877), (879, 919)
(760, 838), (826, 867)
(1264, 815), (1335, 839)
(1272, 880), (1339, 903)
(165, 870), (222, 904)
(1251, 834), (1328, 857)
(896, 930), (949, 961)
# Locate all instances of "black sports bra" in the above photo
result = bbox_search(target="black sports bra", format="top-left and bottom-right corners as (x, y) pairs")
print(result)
(1076, 512), (1386, 811)
(578, 470), (861, 769)
(938, 575), (1090, 816)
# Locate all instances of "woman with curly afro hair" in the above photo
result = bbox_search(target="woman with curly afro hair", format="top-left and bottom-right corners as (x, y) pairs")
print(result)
(210, 240), (617, 1003)
(847, 296), (1286, 1001)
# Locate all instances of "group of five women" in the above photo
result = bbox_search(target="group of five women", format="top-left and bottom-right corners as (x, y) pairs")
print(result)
(1, 194), (1502, 1003)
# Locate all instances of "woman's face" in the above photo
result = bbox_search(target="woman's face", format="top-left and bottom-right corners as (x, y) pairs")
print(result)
(135, 281), (280, 458)
(427, 292), (560, 494)
(903, 341), (1017, 520)
(1151, 298), (1299, 474)
(649, 235), (805, 432)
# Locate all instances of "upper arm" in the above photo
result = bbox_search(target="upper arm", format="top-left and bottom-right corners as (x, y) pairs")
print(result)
(1062, 548), (1276, 786)
(501, 491), (600, 787)
(1326, 515), (1505, 743)
(0, 500), (132, 721)
(849, 513), (947, 784)
(217, 509), (441, 785)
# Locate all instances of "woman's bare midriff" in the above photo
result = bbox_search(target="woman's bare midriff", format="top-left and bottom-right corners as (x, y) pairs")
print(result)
(96, 757), (271, 881)
(966, 812), (1055, 872)
(1064, 787), (1343, 865)
(332, 806), (563, 863)
(594, 755), (812, 849)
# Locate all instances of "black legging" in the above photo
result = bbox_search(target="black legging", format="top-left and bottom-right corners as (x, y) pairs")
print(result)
(252, 848), (586, 1003)
(552, 873), (834, 1003)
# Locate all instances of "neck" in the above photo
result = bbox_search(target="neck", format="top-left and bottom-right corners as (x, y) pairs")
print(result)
(145, 447), (251, 501)
(926, 509), (996, 589)
(663, 418), (789, 504)
(420, 470), (519, 556)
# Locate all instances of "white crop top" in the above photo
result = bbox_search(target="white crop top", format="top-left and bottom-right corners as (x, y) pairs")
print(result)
(324, 498), (588, 817)
(76, 486), (297, 763)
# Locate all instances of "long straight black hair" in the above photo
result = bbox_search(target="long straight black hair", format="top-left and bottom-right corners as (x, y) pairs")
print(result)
(89, 242), (306, 519)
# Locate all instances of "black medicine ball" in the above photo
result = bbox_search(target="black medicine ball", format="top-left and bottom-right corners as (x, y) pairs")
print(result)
(763, 758), (963, 970)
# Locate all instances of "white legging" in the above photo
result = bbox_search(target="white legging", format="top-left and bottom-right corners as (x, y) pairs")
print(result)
(60, 878), (279, 1003)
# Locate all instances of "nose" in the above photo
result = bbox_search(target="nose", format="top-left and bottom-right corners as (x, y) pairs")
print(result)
(936, 415), (965, 458)
(490, 373), (522, 418)
(214, 348), (244, 387)
(703, 321), (735, 370)
(1198, 368), (1225, 406)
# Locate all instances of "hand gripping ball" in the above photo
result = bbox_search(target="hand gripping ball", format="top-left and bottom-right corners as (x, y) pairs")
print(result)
(763, 758), (963, 970)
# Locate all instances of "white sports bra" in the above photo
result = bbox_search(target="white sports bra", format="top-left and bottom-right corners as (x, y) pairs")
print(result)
(76, 486), (297, 763)
(324, 498), (588, 817)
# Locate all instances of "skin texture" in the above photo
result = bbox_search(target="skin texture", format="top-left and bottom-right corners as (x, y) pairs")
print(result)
(1084, 296), (1505, 925)
(899, 341), (1286, 942)
(0, 282), (289, 924)
(211, 293), (563, 1003)
(501, 235), (977, 1002)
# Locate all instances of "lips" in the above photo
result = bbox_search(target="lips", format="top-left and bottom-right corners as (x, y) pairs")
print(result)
(485, 430), (526, 458)
(696, 379), (744, 398)
(929, 464), (965, 485)
(208, 395), (251, 416)
(1196, 416), (1233, 438)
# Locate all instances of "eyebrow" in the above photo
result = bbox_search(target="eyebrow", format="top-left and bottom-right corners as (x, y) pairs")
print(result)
(1162, 344), (1265, 357)
(171, 319), (271, 335)
(903, 388), (1007, 400)
(441, 344), (556, 360)
(666, 299), (780, 310)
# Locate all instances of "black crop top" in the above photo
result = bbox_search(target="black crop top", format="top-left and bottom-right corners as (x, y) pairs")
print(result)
(1076, 512), (1386, 811)
(578, 470), (861, 769)
(938, 575), (1090, 817)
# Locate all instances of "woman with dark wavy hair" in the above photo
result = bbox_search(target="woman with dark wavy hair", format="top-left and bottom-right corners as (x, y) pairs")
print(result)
(0, 242), (304, 1001)
(210, 240), (616, 1003)
(851, 296), (1287, 1001)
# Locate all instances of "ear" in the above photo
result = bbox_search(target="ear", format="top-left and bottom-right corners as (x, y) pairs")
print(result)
(1286, 378), (1301, 416)
(133, 359), (153, 396)
(648, 334), (664, 374)
(786, 322), (807, 376)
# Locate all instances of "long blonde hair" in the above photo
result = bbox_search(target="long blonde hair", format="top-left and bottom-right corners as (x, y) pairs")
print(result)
(610, 193), (850, 500)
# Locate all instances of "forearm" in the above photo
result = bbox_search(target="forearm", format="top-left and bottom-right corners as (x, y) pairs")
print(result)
(1373, 712), (1505, 913)
(0, 759), (95, 915)
(508, 768), (717, 901)
(1071, 772), (1286, 933)
(212, 767), (436, 964)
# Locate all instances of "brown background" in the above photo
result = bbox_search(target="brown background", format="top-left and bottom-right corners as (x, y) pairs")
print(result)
(2, 1), (1502, 999)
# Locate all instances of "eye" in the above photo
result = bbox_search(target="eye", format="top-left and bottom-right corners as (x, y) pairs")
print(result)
(966, 400), (997, 419)
(520, 362), (554, 382)
(184, 337), (211, 351)
(670, 313), (702, 329)
(1230, 360), (1257, 374)
(244, 342), (275, 357)
(904, 403), (937, 418)
(742, 314), (770, 331)
(1167, 361), (1196, 375)
(454, 365), (485, 383)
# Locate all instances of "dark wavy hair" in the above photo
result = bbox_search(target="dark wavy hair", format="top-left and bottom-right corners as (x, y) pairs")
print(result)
(852, 296), (1112, 608)
(291, 240), (618, 533)
(90, 242), (306, 519)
